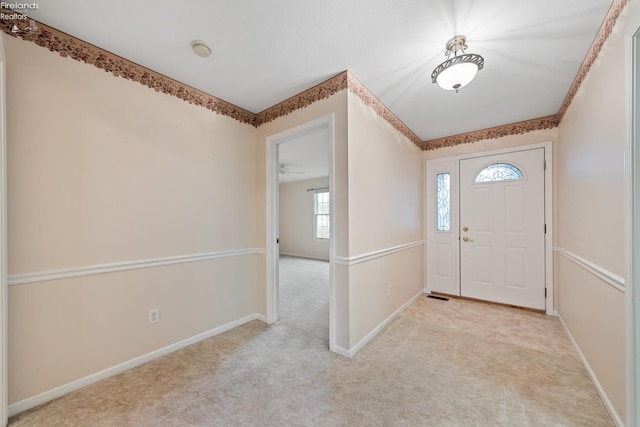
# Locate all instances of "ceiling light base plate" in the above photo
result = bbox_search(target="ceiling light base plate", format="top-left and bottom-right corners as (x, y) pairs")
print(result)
(445, 35), (467, 56)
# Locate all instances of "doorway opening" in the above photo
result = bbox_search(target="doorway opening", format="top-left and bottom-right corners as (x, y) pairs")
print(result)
(266, 115), (336, 352)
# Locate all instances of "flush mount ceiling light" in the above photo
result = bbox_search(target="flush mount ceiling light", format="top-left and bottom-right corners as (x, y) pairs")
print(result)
(431, 35), (484, 92)
(191, 40), (212, 58)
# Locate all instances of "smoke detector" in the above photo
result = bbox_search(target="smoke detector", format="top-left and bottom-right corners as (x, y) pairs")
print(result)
(191, 40), (212, 58)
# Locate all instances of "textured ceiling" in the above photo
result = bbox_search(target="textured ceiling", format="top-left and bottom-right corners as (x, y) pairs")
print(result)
(21, 0), (613, 141)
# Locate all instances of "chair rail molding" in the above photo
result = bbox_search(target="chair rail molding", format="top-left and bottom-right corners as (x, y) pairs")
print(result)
(8, 248), (265, 286)
(554, 246), (625, 292)
(333, 241), (425, 266)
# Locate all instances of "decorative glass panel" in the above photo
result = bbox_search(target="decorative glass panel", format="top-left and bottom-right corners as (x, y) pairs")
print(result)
(436, 173), (450, 231)
(314, 191), (330, 239)
(475, 163), (523, 183)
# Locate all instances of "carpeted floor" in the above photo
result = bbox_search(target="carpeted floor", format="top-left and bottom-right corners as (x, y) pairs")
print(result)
(9, 256), (612, 426)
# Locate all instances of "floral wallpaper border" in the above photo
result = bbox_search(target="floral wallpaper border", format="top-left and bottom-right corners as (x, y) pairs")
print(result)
(0, 0), (629, 151)
(422, 115), (560, 150)
(0, 14), (257, 126)
(345, 73), (423, 147)
(254, 71), (423, 146)
(556, 0), (629, 122)
(255, 72), (348, 126)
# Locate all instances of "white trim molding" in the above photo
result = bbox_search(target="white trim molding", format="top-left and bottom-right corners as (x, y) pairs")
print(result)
(0, 30), (7, 427)
(7, 312), (268, 417)
(338, 289), (424, 358)
(626, 11), (640, 427)
(559, 314), (624, 426)
(332, 345), (351, 358)
(8, 248), (265, 286)
(333, 241), (425, 266)
(265, 114), (338, 352)
(554, 246), (625, 292)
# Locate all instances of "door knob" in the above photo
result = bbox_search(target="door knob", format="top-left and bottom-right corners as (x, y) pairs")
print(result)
(462, 236), (473, 242)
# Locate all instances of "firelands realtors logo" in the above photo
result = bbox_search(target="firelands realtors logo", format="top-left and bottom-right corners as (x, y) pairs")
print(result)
(1, 2), (39, 33)
(1, 2), (39, 18)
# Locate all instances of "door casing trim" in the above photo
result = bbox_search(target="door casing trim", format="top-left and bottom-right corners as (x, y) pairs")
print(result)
(0, 32), (8, 426)
(265, 114), (336, 352)
(625, 10), (640, 427)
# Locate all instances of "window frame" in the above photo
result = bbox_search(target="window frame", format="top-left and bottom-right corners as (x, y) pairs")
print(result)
(436, 172), (451, 232)
(313, 189), (330, 240)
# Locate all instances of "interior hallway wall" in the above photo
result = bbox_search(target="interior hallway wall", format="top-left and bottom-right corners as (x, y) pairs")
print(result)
(555, 0), (640, 422)
(279, 177), (330, 261)
(4, 33), (260, 407)
(346, 91), (424, 349)
(256, 83), (425, 354)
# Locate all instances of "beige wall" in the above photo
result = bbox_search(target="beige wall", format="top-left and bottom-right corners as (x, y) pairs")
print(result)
(555, 0), (640, 422)
(556, 255), (626, 416)
(4, 34), (260, 404)
(346, 92), (424, 347)
(279, 177), (330, 260)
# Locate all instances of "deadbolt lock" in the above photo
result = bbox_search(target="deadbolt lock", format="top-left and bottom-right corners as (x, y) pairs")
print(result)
(462, 226), (469, 232)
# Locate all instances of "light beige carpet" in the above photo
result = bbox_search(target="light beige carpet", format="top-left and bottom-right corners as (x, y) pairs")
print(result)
(9, 256), (612, 426)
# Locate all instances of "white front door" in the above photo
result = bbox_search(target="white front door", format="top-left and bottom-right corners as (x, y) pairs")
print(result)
(459, 148), (546, 310)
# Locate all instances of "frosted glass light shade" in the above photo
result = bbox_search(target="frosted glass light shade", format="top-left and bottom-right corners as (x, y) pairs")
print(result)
(431, 50), (484, 92)
(435, 62), (479, 91)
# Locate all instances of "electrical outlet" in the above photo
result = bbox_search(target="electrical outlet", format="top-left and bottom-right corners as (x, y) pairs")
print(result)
(149, 308), (159, 324)
(388, 284), (392, 296)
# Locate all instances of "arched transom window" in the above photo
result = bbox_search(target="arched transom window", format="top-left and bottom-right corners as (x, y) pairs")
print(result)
(475, 163), (524, 183)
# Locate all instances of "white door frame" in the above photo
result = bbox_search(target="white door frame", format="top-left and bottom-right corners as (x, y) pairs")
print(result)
(0, 33), (8, 426)
(265, 114), (336, 352)
(425, 141), (554, 315)
(625, 11), (640, 427)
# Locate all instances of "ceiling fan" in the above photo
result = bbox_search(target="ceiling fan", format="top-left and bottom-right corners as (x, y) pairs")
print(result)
(279, 164), (305, 177)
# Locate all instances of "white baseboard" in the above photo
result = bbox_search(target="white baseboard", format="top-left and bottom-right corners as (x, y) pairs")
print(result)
(8, 313), (267, 417)
(332, 345), (351, 358)
(279, 252), (329, 262)
(559, 314), (623, 426)
(345, 289), (424, 358)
